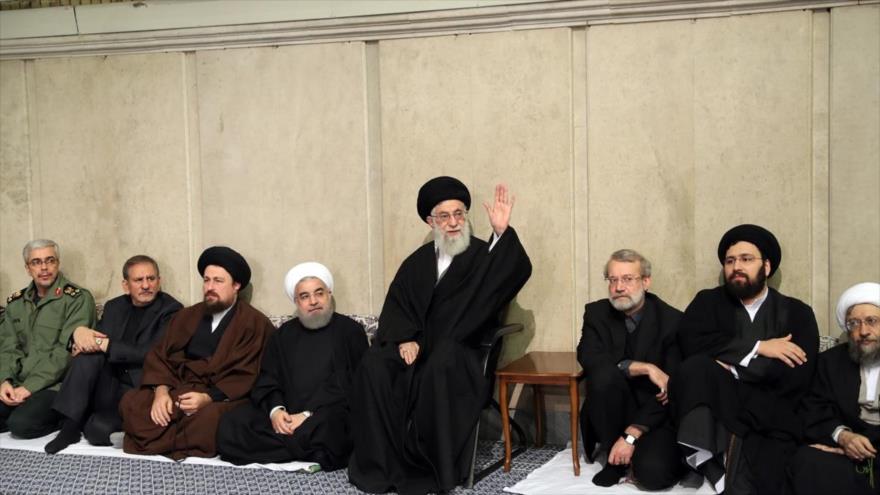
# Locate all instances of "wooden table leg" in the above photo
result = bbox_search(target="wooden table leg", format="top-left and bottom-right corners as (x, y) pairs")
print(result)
(534, 385), (544, 447)
(569, 377), (581, 476)
(500, 377), (512, 472)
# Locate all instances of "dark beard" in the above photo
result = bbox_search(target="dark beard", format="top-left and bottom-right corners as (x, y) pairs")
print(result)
(724, 267), (767, 301)
(204, 297), (234, 313)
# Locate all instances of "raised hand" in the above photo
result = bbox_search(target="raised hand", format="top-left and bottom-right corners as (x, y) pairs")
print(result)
(483, 183), (515, 237)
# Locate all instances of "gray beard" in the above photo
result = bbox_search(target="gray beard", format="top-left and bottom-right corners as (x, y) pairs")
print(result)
(298, 297), (336, 330)
(848, 338), (880, 365)
(434, 220), (472, 257)
(610, 289), (645, 313)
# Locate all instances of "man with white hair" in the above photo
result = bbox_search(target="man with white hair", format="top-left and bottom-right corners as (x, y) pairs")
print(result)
(577, 249), (685, 489)
(349, 177), (532, 495)
(789, 282), (880, 494)
(216, 262), (368, 469)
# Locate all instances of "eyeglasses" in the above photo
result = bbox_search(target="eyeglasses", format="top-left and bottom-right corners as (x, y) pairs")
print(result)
(431, 210), (467, 225)
(723, 255), (762, 266)
(605, 275), (643, 287)
(846, 316), (880, 332)
(28, 257), (58, 268)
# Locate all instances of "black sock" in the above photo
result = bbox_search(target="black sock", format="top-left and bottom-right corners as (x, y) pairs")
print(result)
(45, 419), (81, 454)
(593, 463), (627, 487)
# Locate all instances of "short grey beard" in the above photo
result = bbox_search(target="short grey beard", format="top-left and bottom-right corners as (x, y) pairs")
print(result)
(848, 338), (880, 365)
(297, 296), (336, 330)
(433, 220), (472, 257)
(610, 289), (645, 313)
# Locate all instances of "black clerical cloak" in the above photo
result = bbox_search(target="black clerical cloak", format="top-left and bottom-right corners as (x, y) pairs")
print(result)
(789, 344), (880, 495)
(801, 343), (880, 445)
(671, 286), (819, 494)
(216, 313), (368, 469)
(349, 227), (531, 495)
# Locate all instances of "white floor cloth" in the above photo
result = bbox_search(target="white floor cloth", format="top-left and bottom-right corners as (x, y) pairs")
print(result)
(0, 431), (319, 472)
(505, 448), (715, 495)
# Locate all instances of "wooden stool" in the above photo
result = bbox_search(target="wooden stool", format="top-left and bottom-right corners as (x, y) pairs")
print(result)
(497, 351), (583, 475)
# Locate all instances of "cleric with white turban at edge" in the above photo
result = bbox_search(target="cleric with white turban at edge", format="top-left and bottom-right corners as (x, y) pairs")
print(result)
(789, 282), (880, 495)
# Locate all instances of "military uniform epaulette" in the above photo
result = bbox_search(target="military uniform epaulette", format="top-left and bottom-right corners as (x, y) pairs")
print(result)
(6, 289), (24, 304)
(63, 284), (83, 297)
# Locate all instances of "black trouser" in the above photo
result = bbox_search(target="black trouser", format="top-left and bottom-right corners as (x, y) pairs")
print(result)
(0, 388), (61, 438)
(788, 445), (879, 495)
(52, 352), (131, 444)
(581, 363), (685, 490)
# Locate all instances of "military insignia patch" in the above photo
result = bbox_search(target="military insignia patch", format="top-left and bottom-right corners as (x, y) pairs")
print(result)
(6, 290), (23, 304)
(63, 285), (81, 297)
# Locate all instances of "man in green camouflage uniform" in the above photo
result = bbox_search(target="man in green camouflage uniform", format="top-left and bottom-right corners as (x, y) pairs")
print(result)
(0, 239), (96, 438)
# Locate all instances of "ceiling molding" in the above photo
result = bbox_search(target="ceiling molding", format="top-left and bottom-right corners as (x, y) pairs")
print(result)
(1, 0), (876, 60)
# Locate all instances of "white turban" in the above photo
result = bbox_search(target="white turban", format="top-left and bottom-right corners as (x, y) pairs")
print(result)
(284, 262), (334, 303)
(836, 282), (880, 330)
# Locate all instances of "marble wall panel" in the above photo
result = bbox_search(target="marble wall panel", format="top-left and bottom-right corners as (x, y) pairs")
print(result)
(1, 5), (876, 353)
(693, 11), (813, 302)
(0, 60), (31, 296)
(27, 53), (192, 303)
(195, 42), (371, 316)
(585, 19), (696, 312)
(829, 4), (880, 331)
(378, 28), (573, 354)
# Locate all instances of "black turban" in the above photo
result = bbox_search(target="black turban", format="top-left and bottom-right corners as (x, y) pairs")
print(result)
(197, 246), (251, 288)
(417, 176), (471, 223)
(717, 224), (782, 278)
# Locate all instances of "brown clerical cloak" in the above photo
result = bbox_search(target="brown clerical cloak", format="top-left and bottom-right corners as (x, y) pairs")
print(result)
(120, 300), (273, 460)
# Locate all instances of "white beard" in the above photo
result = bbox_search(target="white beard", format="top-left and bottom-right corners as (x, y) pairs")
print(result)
(434, 220), (472, 257)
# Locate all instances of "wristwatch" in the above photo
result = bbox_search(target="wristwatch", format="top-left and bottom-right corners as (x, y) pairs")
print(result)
(301, 410), (312, 418)
(623, 434), (638, 445)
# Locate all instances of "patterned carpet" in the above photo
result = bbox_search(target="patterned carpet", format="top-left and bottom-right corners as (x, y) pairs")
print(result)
(0, 441), (562, 494)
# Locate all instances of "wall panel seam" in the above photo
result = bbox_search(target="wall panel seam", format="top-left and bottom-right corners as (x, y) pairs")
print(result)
(23, 59), (38, 241)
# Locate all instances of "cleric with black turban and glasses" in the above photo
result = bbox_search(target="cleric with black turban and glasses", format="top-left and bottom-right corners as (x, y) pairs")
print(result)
(669, 224), (819, 494)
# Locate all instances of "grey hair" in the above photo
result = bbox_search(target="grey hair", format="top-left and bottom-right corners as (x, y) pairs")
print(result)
(604, 249), (652, 278)
(22, 239), (60, 263)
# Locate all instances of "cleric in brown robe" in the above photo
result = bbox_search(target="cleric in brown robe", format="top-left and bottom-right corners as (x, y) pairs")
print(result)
(216, 262), (368, 469)
(119, 246), (274, 460)
(348, 178), (532, 495)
